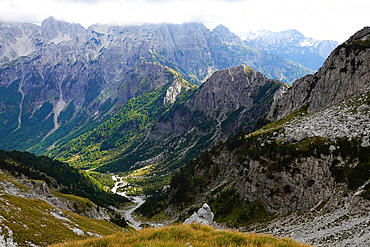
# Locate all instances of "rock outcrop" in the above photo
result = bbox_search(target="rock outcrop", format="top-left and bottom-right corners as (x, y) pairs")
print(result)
(160, 65), (282, 136)
(184, 203), (215, 226)
(190, 65), (270, 113)
(163, 80), (182, 105)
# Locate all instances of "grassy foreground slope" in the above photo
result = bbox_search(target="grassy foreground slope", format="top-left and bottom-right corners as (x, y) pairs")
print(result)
(50, 224), (313, 247)
(0, 171), (123, 246)
(0, 149), (128, 207)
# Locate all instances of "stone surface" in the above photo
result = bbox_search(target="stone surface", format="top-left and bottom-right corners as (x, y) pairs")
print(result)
(277, 90), (370, 142)
(190, 65), (273, 113)
(184, 203), (215, 226)
(163, 80), (182, 105)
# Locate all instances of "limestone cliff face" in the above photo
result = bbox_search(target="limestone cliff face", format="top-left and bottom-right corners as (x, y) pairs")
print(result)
(169, 145), (343, 214)
(267, 27), (370, 121)
(190, 65), (260, 113)
(163, 80), (182, 105)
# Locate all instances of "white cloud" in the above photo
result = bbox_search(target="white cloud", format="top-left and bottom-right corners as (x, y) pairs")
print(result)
(0, 0), (368, 42)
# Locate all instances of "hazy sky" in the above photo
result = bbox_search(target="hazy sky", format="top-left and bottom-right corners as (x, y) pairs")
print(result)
(0, 0), (369, 42)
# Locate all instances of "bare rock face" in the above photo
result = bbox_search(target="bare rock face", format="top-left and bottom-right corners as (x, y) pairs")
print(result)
(164, 80), (182, 105)
(267, 26), (370, 121)
(156, 65), (282, 137)
(184, 203), (215, 226)
(190, 65), (262, 113)
(189, 65), (283, 120)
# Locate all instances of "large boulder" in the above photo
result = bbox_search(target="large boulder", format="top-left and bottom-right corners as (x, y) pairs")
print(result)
(184, 203), (215, 226)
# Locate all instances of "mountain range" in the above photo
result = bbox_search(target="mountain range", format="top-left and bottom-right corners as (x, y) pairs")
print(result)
(240, 29), (338, 70)
(0, 17), (316, 155)
(0, 17), (367, 247)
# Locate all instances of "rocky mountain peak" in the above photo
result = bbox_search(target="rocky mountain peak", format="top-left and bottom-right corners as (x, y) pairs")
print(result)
(0, 17), (315, 152)
(190, 65), (275, 113)
(211, 24), (242, 45)
(41, 16), (85, 42)
(88, 23), (112, 34)
(345, 26), (370, 43)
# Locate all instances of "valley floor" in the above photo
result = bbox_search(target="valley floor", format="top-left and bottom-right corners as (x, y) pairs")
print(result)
(111, 175), (146, 230)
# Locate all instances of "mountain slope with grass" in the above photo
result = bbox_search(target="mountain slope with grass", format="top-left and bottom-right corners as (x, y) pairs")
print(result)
(45, 66), (197, 171)
(0, 149), (130, 246)
(136, 27), (370, 247)
(45, 65), (283, 196)
(0, 175), (123, 247)
(0, 149), (129, 208)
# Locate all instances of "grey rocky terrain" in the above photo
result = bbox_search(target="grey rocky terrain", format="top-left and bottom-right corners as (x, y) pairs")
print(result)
(151, 27), (370, 247)
(279, 91), (370, 145)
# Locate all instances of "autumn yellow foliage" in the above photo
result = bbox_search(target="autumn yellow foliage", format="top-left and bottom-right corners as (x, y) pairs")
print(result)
(50, 223), (313, 247)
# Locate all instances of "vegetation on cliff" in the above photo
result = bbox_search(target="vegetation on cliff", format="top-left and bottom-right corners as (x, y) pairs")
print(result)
(0, 149), (128, 208)
(138, 99), (370, 229)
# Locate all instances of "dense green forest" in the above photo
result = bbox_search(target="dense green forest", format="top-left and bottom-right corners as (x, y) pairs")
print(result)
(47, 69), (197, 171)
(0, 149), (128, 207)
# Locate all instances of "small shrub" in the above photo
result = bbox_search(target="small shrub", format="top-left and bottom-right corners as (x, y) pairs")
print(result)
(307, 179), (315, 187)
(284, 185), (292, 193)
